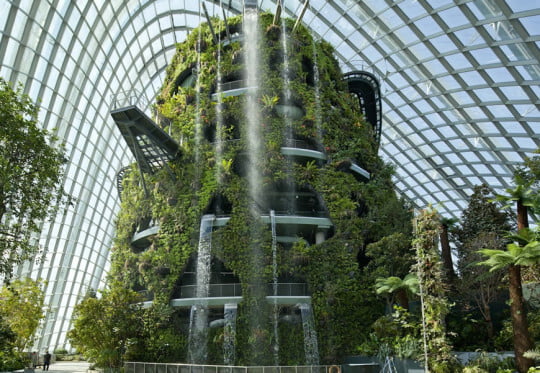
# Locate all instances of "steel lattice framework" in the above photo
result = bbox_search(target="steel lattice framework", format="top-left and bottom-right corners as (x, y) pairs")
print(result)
(0, 0), (538, 350)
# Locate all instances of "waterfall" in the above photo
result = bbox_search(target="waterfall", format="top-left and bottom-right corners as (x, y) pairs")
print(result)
(299, 303), (320, 365)
(243, 10), (269, 363)
(311, 39), (323, 146)
(188, 214), (215, 364)
(244, 9), (262, 207)
(194, 5), (203, 171)
(270, 210), (279, 365)
(281, 17), (293, 146)
(215, 13), (225, 184)
(223, 303), (238, 365)
(280, 18), (297, 215)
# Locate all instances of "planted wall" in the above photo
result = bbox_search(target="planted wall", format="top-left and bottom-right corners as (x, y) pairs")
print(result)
(109, 12), (410, 365)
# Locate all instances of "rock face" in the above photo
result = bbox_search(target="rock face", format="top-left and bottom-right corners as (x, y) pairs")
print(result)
(111, 12), (395, 366)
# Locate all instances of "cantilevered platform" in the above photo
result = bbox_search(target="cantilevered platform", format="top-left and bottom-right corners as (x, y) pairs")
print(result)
(343, 71), (382, 149)
(111, 105), (180, 174)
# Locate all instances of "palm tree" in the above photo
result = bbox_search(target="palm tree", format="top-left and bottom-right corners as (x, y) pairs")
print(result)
(479, 228), (540, 373)
(493, 174), (535, 229)
(375, 273), (419, 311)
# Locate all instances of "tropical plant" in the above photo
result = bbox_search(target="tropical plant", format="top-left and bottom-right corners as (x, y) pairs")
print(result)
(412, 207), (458, 372)
(357, 305), (422, 360)
(0, 277), (45, 351)
(67, 285), (143, 370)
(454, 184), (511, 342)
(483, 170), (540, 373)
(375, 273), (419, 311)
(478, 230), (540, 369)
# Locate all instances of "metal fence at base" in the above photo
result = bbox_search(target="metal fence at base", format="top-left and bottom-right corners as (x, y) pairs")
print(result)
(125, 362), (337, 373)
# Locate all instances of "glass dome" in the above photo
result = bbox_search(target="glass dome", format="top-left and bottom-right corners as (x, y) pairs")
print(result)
(0, 0), (538, 350)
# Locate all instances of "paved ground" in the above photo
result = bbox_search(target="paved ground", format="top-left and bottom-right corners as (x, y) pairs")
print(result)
(30, 362), (92, 373)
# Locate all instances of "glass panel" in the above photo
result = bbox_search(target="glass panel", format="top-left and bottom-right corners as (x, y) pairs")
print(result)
(459, 70), (486, 85)
(444, 52), (472, 69)
(484, 67), (514, 83)
(438, 6), (469, 27)
(453, 28), (485, 47)
(474, 88), (499, 101)
(505, 0), (538, 12)
(394, 25), (419, 44)
(430, 34), (457, 54)
(379, 7), (403, 28)
(415, 16), (443, 36)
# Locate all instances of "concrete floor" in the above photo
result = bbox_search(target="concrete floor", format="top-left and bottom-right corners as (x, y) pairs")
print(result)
(26, 362), (92, 373)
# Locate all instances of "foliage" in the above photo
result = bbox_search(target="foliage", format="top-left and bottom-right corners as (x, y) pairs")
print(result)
(462, 352), (516, 373)
(412, 207), (457, 371)
(67, 286), (143, 369)
(109, 12), (410, 365)
(0, 78), (68, 278)
(365, 232), (414, 279)
(453, 184), (512, 345)
(479, 230), (540, 270)
(0, 277), (45, 351)
(375, 273), (419, 310)
(479, 170), (539, 373)
(0, 313), (26, 371)
(357, 306), (422, 360)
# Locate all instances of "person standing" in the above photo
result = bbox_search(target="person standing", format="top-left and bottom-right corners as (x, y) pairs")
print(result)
(31, 352), (38, 368)
(43, 351), (51, 371)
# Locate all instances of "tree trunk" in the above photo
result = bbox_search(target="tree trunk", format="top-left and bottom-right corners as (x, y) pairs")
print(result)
(483, 303), (494, 340)
(517, 199), (528, 230)
(395, 288), (409, 311)
(439, 223), (456, 280)
(478, 287), (495, 340)
(508, 264), (534, 373)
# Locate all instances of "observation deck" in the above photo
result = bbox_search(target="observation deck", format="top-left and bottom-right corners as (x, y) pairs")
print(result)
(281, 140), (326, 162)
(343, 71), (382, 149)
(211, 80), (257, 100)
(165, 283), (311, 308)
(111, 104), (180, 174)
(131, 223), (160, 252)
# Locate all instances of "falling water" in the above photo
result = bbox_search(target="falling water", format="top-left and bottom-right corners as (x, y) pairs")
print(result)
(299, 303), (320, 365)
(223, 303), (238, 365)
(243, 8), (268, 362)
(194, 5), (204, 182)
(188, 214), (215, 363)
(311, 39), (323, 145)
(270, 210), (280, 365)
(244, 9), (262, 206)
(280, 17), (294, 145)
(280, 17), (298, 215)
(215, 12), (225, 184)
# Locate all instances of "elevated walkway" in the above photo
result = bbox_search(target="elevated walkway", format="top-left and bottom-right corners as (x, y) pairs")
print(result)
(211, 80), (257, 100)
(343, 71), (382, 149)
(213, 214), (332, 230)
(131, 224), (160, 251)
(111, 105), (180, 174)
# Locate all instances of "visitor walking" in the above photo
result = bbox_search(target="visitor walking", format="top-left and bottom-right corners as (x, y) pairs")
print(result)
(31, 352), (38, 368)
(43, 351), (51, 371)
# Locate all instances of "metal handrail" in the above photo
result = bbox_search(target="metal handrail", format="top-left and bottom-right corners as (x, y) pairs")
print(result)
(111, 90), (148, 110)
(125, 362), (334, 373)
(178, 282), (309, 298)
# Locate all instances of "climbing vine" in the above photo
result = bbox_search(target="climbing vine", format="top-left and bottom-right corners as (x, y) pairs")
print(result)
(412, 207), (459, 372)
